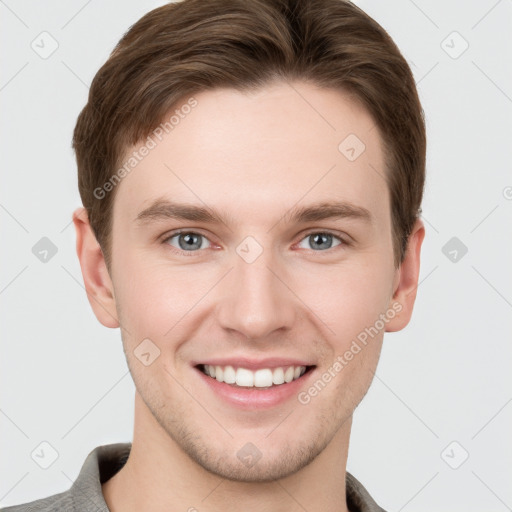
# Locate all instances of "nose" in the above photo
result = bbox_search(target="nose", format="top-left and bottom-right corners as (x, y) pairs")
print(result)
(216, 242), (297, 341)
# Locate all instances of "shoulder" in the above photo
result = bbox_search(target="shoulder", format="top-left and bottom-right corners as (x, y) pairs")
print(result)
(1, 442), (129, 512)
(1, 489), (73, 512)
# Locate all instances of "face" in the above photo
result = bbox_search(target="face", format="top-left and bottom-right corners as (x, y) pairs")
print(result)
(87, 81), (413, 482)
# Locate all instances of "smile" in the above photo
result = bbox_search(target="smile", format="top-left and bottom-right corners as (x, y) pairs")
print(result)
(197, 364), (314, 389)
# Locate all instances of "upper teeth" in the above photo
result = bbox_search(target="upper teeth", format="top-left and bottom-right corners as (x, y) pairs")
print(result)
(203, 364), (307, 387)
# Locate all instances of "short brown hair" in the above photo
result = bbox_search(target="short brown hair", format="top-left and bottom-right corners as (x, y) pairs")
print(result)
(73, 0), (425, 271)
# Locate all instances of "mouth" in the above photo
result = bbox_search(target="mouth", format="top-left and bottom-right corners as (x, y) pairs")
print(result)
(195, 363), (316, 389)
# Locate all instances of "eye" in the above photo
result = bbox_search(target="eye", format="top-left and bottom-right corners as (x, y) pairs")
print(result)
(163, 231), (211, 253)
(296, 231), (345, 252)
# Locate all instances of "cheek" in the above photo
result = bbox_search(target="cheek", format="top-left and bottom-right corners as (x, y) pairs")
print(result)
(113, 255), (210, 343)
(297, 259), (393, 343)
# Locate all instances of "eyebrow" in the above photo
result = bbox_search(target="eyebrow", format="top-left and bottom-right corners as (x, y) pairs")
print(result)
(134, 198), (373, 227)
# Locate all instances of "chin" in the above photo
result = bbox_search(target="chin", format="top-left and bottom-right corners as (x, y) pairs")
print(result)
(191, 443), (321, 483)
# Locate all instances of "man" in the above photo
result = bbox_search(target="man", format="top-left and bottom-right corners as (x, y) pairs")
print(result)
(2, 0), (425, 510)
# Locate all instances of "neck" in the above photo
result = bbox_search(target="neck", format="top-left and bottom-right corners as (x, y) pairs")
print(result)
(102, 393), (351, 512)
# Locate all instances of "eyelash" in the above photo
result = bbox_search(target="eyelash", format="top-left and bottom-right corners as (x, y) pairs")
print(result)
(160, 229), (351, 257)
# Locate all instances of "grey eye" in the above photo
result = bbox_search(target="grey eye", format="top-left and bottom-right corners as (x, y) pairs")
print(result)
(297, 232), (342, 251)
(167, 232), (210, 251)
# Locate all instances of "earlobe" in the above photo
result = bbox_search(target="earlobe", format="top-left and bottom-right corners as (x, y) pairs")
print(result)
(72, 207), (120, 328)
(385, 218), (425, 333)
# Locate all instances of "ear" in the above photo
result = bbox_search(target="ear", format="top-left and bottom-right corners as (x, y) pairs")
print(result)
(72, 207), (119, 328)
(385, 218), (425, 332)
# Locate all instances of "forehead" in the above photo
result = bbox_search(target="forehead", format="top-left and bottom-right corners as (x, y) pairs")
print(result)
(112, 81), (389, 230)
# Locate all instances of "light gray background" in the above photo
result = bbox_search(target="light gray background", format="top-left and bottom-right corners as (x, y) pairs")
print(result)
(1, 1), (511, 510)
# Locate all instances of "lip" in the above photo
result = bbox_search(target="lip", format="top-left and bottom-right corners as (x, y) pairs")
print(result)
(190, 357), (314, 371)
(194, 364), (316, 410)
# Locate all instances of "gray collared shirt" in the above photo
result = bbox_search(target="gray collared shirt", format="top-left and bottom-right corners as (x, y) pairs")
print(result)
(1, 443), (387, 511)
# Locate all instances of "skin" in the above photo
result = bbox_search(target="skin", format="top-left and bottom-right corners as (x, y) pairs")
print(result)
(73, 80), (424, 512)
